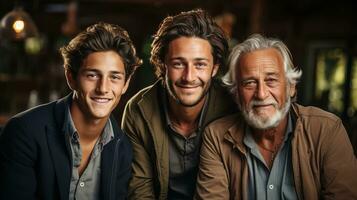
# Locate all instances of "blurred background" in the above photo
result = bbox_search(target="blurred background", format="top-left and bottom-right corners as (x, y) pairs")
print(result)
(0, 0), (356, 152)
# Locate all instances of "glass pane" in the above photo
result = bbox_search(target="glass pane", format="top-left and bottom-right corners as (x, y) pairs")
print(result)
(315, 48), (346, 114)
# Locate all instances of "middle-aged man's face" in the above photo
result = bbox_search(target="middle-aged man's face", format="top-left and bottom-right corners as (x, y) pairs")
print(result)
(236, 48), (295, 129)
(164, 37), (218, 107)
(66, 50), (130, 120)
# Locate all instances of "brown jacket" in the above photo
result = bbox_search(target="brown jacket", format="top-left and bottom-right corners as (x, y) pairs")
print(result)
(122, 80), (237, 200)
(195, 104), (357, 200)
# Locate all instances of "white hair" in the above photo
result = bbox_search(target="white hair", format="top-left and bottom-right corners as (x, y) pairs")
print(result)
(221, 34), (302, 100)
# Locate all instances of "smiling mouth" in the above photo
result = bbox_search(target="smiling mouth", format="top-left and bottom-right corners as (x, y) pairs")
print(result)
(254, 104), (271, 107)
(176, 83), (201, 88)
(91, 97), (112, 103)
(179, 86), (198, 89)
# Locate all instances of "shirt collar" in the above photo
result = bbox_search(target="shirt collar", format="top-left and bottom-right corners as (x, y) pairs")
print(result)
(62, 97), (114, 145)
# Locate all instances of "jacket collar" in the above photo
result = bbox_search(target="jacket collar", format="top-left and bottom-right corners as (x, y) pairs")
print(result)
(223, 113), (249, 155)
(100, 119), (122, 200)
(224, 103), (301, 155)
(46, 94), (72, 200)
(136, 79), (237, 196)
(137, 79), (170, 180)
(136, 79), (238, 151)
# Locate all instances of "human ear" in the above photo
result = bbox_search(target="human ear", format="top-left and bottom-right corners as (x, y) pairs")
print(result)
(65, 69), (76, 91)
(289, 83), (296, 97)
(121, 76), (131, 94)
(212, 64), (219, 77)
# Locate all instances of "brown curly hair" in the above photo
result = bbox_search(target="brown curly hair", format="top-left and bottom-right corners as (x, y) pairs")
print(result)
(60, 22), (141, 81)
(150, 9), (229, 78)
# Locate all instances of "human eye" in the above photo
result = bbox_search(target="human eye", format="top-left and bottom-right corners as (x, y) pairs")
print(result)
(242, 80), (257, 89)
(195, 62), (208, 69)
(111, 74), (124, 81)
(171, 61), (184, 69)
(265, 77), (278, 86)
(85, 72), (98, 80)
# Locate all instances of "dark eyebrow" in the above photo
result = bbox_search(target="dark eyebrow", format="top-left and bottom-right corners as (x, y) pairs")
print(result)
(170, 57), (209, 61)
(82, 68), (125, 75)
(111, 71), (125, 75)
(82, 69), (99, 73)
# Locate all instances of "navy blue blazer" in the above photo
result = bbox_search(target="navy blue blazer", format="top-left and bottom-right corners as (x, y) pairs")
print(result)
(0, 94), (132, 200)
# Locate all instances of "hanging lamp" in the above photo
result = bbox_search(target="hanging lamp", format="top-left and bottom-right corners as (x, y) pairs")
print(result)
(0, 6), (39, 41)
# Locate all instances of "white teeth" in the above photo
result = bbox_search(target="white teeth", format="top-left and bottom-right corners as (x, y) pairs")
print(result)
(92, 98), (110, 103)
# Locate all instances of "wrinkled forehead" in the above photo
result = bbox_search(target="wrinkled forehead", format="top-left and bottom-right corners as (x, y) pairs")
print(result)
(236, 48), (284, 76)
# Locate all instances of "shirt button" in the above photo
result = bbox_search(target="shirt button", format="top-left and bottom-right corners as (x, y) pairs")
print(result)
(79, 182), (85, 187)
(269, 184), (274, 190)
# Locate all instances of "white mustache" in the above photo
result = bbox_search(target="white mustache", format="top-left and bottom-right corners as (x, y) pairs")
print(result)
(249, 99), (278, 108)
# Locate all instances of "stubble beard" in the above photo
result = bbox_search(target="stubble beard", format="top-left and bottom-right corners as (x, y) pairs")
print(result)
(165, 75), (211, 107)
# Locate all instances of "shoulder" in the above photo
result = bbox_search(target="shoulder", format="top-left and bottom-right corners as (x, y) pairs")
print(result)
(293, 104), (347, 146)
(0, 101), (59, 159)
(204, 113), (242, 140)
(294, 104), (342, 128)
(4, 101), (57, 130)
(294, 104), (340, 121)
(206, 113), (240, 131)
(125, 81), (160, 111)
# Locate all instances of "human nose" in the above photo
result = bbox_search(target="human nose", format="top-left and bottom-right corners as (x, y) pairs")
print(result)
(96, 77), (110, 94)
(182, 64), (196, 82)
(255, 82), (268, 100)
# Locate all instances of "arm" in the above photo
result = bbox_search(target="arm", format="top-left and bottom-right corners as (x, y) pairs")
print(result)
(121, 103), (156, 199)
(0, 118), (37, 200)
(321, 119), (357, 199)
(195, 127), (229, 200)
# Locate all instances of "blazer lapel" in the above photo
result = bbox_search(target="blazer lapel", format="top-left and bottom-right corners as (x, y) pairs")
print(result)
(46, 126), (71, 200)
(47, 94), (72, 200)
(100, 116), (122, 200)
(100, 137), (116, 200)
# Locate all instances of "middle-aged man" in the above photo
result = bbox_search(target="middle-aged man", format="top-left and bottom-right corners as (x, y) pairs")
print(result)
(0, 22), (141, 200)
(195, 34), (357, 200)
(122, 9), (237, 199)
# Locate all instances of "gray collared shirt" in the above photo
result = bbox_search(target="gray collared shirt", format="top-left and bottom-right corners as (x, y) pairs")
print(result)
(243, 113), (298, 200)
(63, 100), (114, 200)
(163, 89), (209, 200)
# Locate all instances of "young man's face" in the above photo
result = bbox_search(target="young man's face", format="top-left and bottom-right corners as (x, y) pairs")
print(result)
(236, 48), (295, 129)
(164, 37), (218, 107)
(66, 51), (129, 120)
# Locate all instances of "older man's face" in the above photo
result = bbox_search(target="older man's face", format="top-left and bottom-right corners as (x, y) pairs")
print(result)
(236, 48), (294, 129)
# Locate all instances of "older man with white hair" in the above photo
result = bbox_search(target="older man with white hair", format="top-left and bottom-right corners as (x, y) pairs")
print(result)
(195, 34), (357, 200)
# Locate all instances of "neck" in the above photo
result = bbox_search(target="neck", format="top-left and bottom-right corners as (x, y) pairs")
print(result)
(168, 95), (206, 136)
(251, 116), (288, 145)
(70, 101), (107, 143)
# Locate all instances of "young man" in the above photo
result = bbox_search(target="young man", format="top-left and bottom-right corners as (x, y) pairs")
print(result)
(195, 34), (357, 199)
(0, 22), (141, 200)
(122, 9), (237, 199)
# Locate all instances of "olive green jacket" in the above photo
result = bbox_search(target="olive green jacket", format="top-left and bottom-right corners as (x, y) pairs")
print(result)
(195, 104), (357, 200)
(122, 79), (237, 200)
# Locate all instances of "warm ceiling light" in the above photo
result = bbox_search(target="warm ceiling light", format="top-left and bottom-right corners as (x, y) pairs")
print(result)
(13, 20), (25, 33)
(0, 7), (38, 41)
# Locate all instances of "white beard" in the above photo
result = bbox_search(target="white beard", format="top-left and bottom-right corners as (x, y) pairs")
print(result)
(239, 92), (291, 130)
